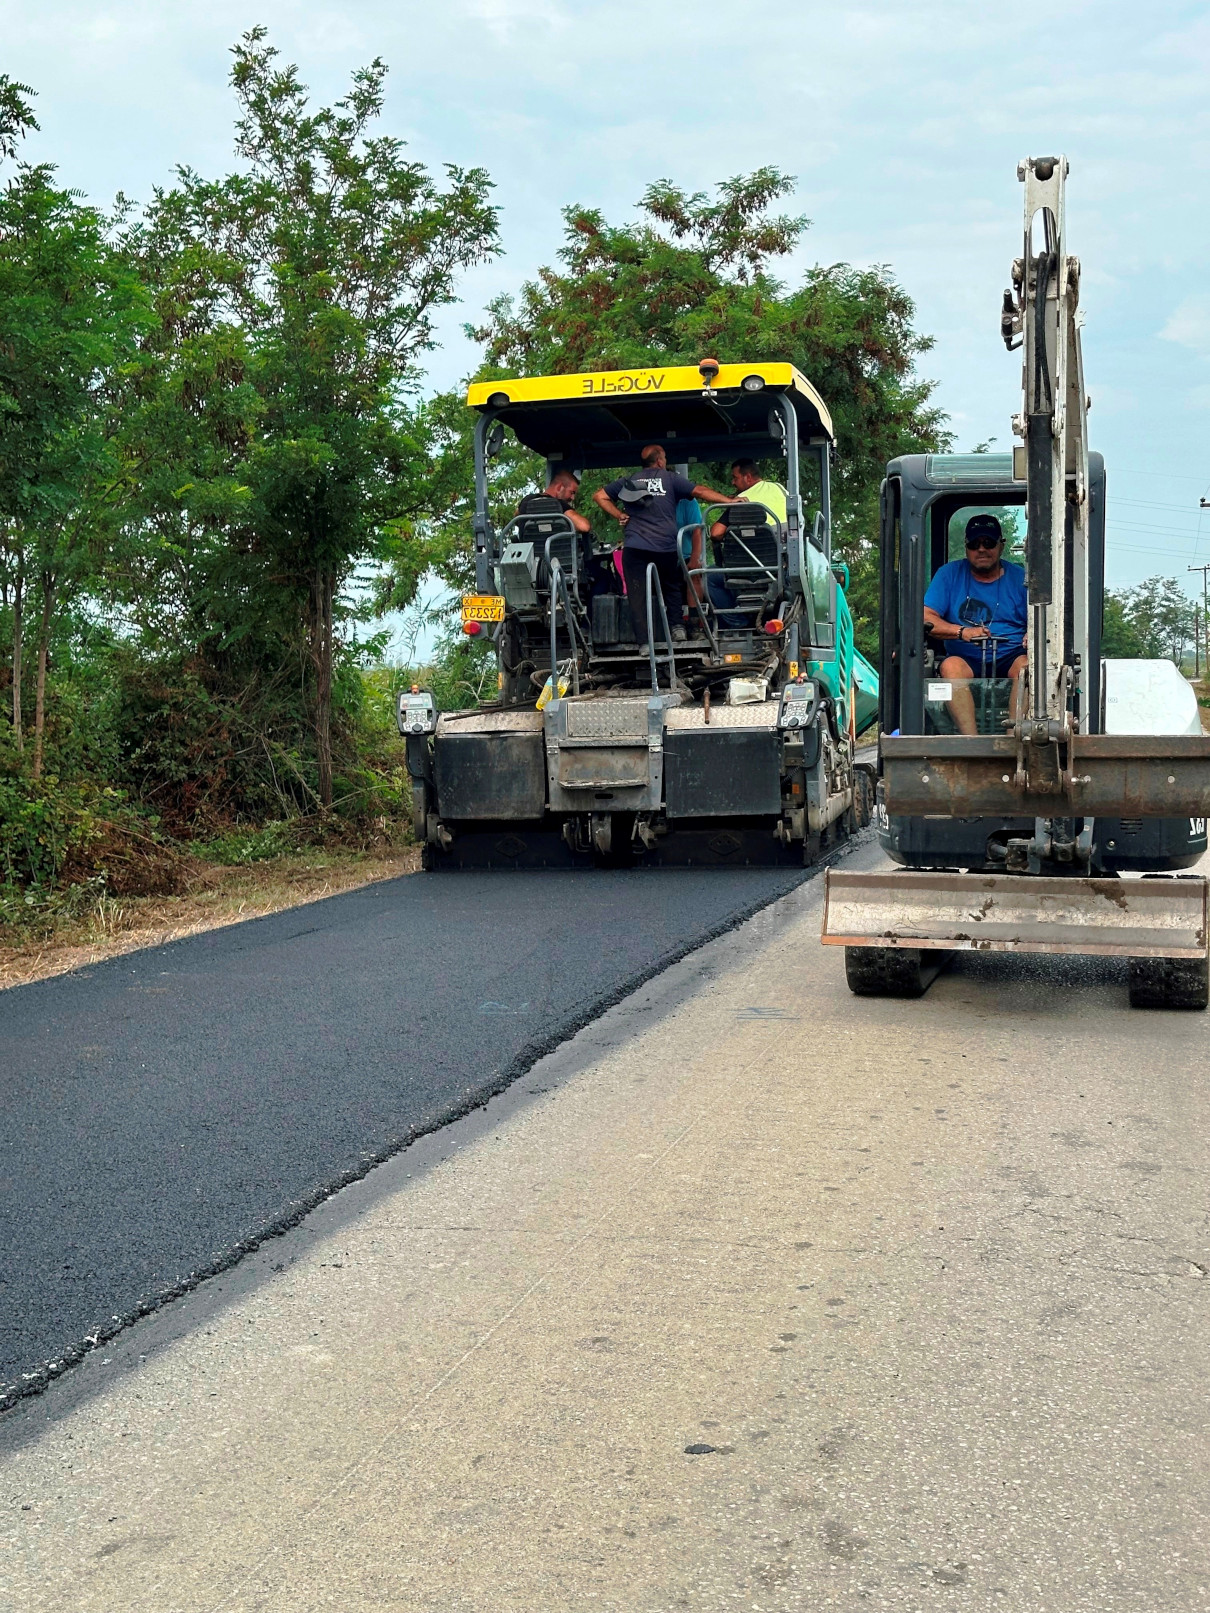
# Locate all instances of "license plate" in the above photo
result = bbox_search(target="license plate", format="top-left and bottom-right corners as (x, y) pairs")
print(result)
(462, 594), (505, 623)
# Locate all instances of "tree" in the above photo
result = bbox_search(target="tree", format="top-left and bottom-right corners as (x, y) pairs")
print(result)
(1111, 576), (1197, 665)
(0, 162), (150, 773)
(0, 76), (37, 162)
(466, 170), (949, 650)
(379, 384), (541, 607)
(110, 210), (263, 654)
(142, 30), (499, 804)
(1100, 590), (1146, 659)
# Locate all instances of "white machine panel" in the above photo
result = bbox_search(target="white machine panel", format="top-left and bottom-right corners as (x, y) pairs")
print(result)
(1103, 659), (1202, 737)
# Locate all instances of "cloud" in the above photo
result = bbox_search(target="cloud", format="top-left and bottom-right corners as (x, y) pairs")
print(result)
(1084, 382), (1135, 418)
(1160, 295), (1210, 355)
(5, 0), (1210, 591)
(457, 0), (571, 40)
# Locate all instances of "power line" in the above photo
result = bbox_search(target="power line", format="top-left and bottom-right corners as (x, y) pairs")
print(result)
(1106, 521), (1204, 539)
(1103, 538), (1210, 565)
(1113, 497), (1208, 515)
(1108, 548), (1203, 564)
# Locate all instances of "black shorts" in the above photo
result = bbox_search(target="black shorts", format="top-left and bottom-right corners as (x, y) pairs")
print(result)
(951, 646), (1025, 679)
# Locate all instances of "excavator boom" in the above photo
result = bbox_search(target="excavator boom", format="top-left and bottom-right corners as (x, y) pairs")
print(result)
(883, 158), (1210, 825)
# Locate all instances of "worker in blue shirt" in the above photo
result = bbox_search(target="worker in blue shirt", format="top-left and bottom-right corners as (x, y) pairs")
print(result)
(923, 513), (1028, 734)
(677, 494), (706, 628)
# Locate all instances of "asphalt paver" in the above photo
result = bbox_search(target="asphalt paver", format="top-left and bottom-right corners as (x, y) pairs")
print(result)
(0, 865), (805, 1403)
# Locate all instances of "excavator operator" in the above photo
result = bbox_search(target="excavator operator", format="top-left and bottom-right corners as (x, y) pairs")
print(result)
(922, 513), (1028, 735)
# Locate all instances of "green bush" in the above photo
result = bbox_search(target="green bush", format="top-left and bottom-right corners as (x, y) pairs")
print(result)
(0, 752), (179, 937)
(0, 871), (110, 938)
(0, 767), (115, 889)
(194, 820), (297, 865)
(0, 626), (426, 934)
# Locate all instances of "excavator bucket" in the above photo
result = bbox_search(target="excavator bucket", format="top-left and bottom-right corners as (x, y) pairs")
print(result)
(821, 869), (1209, 959)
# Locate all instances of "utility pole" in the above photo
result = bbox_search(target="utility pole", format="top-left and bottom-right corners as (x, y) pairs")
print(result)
(1190, 554), (1210, 682)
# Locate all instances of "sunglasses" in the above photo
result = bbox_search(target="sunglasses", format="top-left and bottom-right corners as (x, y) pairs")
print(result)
(965, 535), (1001, 550)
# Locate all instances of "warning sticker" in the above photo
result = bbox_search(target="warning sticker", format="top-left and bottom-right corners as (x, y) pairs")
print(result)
(927, 681), (952, 701)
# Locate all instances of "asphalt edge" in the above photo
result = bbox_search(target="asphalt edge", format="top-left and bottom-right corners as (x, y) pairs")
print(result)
(1, 832), (868, 1414)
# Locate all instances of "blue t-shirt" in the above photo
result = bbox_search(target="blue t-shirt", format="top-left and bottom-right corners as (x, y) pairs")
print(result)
(677, 498), (704, 559)
(924, 559), (1027, 655)
(604, 470), (697, 554)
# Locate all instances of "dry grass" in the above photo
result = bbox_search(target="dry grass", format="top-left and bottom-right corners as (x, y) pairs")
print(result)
(0, 844), (421, 993)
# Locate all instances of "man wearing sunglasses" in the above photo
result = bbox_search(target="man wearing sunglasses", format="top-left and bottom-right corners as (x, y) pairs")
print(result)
(922, 513), (1028, 734)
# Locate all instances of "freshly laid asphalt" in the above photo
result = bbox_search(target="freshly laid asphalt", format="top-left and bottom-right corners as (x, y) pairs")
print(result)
(0, 865), (807, 1405)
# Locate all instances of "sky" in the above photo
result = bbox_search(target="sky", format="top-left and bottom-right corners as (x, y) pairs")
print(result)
(5, 0), (1210, 602)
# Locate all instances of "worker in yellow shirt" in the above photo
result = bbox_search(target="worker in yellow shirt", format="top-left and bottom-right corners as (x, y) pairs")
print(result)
(722, 458), (787, 522)
(703, 459), (790, 625)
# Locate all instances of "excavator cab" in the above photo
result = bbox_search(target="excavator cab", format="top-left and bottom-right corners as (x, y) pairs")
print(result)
(875, 450), (1207, 875)
(402, 361), (879, 868)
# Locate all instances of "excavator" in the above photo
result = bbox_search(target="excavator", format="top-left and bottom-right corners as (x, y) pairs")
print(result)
(397, 362), (879, 868)
(822, 157), (1210, 1009)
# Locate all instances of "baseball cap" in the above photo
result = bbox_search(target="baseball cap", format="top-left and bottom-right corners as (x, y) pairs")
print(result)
(965, 513), (1003, 546)
(618, 477), (657, 507)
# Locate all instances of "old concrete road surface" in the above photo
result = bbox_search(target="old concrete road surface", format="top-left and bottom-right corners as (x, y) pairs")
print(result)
(0, 866), (804, 1406)
(4, 842), (1209, 1612)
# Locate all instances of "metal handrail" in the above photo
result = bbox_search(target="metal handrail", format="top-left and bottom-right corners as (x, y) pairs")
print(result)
(497, 510), (577, 543)
(548, 559), (581, 696)
(644, 563), (678, 693)
(495, 510), (584, 605)
(681, 501), (785, 616)
(544, 531), (581, 604)
(674, 520), (720, 656)
(717, 503), (785, 593)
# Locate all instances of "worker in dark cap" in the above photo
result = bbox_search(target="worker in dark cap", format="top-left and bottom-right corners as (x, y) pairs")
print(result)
(922, 512), (1028, 734)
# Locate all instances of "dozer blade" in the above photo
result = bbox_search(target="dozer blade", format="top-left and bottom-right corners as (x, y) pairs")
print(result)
(881, 733), (1210, 819)
(821, 870), (1209, 959)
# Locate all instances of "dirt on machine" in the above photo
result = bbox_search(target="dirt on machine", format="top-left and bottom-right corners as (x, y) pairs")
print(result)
(398, 361), (878, 869)
(822, 155), (1210, 1009)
